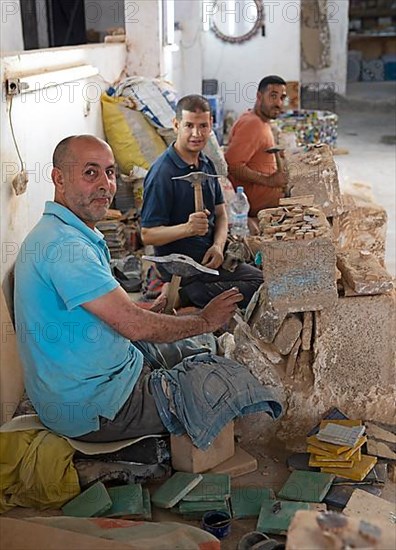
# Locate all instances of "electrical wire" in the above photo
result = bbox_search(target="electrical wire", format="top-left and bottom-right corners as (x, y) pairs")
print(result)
(8, 95), (25, 171)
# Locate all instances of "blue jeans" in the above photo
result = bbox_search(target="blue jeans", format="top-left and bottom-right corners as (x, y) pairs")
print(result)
(150, 353), (283, 450)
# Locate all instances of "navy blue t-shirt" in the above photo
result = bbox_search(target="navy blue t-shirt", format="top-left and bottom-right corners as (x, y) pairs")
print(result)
(140, 145), (224, 263)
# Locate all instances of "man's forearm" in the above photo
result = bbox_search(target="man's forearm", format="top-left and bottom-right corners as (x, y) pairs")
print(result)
(141, 224), (191, 246)
(228, 164), (276, 187)
(116, 305), (209, 343)
(213, 211), (228, 250)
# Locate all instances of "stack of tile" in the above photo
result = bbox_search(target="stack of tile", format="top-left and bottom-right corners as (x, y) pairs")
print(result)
(306, 420), (377, 481)
(62, 482), (151, 519)
(257, 200), (330, 242)
(152, 472), (231, 519)
(96, 219), (128, 258)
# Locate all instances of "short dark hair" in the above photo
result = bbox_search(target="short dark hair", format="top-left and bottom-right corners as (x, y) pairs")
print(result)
(175, 95), (211, 120)
(258, 75), (287, 92)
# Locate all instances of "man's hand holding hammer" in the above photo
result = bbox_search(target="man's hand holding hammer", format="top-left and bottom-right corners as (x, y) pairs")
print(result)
(186, 209), (210, 237)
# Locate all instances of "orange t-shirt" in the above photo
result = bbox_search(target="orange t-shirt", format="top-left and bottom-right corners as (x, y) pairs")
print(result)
(225, 110), (282, 216)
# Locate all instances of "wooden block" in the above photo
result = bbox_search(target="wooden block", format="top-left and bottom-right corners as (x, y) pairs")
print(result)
(151, 472), (202, 509)
(171, 422), (235, 473)
(62, 482), (112, 517)
(209, 446), (258, 478)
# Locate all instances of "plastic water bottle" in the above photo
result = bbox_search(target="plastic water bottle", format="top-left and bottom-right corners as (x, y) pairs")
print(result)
(229, 186), (250, 237)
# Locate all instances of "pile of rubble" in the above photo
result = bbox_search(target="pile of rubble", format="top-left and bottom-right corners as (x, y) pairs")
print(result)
(234, 141), (395, 445)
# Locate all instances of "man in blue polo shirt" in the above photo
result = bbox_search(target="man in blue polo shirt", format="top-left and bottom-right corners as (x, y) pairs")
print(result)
(14, 135), (243, 441)
(141, 95), (263, 309)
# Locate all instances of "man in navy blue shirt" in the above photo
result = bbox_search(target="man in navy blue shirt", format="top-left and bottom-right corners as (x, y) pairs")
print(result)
(141, 95), (263, 309)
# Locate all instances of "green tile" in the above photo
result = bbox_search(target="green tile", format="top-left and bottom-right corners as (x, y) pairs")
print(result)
(256, 499), (310, 535)
(231, 486), (273, 518)
(151, 472), (203, 509)
(182, 474), (231, 502)
(178, 499), (228, 518)
(277, 470), (335, 502)
(141, 488), (152, 520)
(101, 484), (143, 518)
(62, 482), (112, 517)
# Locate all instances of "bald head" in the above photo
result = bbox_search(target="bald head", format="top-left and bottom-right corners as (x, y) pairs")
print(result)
(52, 135), (111, 170)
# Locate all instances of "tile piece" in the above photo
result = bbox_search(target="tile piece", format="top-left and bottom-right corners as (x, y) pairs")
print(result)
(231, 487), (272, 519)
(151, 472), (203, 509)
(101, 484), (143, 518)
(277, 471), (334, 502)
(209, 446), (257, 478)
(256, 499), (310, 535)
(182, 474), (230, 502)
(62, 482), (112, 517)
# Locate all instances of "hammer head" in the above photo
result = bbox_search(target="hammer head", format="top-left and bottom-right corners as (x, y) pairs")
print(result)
(265, 147), (284, 154)
(171, 171), (222, 185)
(142, 253), (219, 278)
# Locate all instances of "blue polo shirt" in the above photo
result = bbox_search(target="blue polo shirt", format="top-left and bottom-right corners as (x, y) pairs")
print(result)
(14, 202), (143, 437)
(141, 145), (224, 263)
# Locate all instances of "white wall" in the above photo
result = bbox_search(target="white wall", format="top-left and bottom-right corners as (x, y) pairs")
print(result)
(301, 0), (349, 96)
(1, 44), (126, 304)
(202, 1), (301, 114)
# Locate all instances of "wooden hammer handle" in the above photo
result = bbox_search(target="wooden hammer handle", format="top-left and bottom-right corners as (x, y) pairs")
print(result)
(193, 183), (204, 212)
(164, 274), (182, 314)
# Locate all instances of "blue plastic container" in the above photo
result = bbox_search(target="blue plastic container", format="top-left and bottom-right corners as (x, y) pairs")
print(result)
(201, 511), (232, 539)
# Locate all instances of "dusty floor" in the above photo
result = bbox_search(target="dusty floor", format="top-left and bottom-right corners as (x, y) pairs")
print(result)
(3, 82), (396, 547)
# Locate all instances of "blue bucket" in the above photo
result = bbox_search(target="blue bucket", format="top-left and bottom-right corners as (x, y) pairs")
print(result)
(201, 510), (232, 539)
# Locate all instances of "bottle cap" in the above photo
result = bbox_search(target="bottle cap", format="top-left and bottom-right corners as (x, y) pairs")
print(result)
(236, 186), (244, 193)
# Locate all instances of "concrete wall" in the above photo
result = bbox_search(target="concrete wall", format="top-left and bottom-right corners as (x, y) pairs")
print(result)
(201, 1), (301, 114)
(125, 0), (163, 77)
(301, 0), (349, 96)
(1, 44), (126, 305)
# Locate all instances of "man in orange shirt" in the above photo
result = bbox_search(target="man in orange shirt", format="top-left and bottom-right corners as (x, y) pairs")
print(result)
(225, 75), (288, 217)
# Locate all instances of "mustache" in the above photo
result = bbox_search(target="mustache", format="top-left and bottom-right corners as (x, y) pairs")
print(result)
(90, 193), (113, 200)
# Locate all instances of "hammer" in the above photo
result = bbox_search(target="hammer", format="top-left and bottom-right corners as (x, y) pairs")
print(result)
(266, 147), (285, 172)
(143, 253), (219, 314)
(172, 172), (222, 212)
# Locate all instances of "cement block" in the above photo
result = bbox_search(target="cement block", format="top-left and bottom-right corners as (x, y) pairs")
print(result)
(259, 237), (338, 313)
(273, 314), (303, 355)
(337, 250), (394, 295)
(285, 144), (343, 218)
(314, 293), (396, 392)
(332, 193), (387, 264)
(170, 423), (235, 473)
